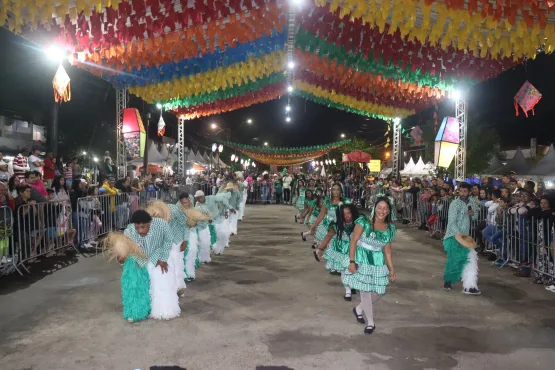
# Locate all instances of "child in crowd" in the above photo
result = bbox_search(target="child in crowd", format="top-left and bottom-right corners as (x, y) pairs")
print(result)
(83, 186), (103, 250)
(45, 189), (63, 255)
(427, 194), (439, 235)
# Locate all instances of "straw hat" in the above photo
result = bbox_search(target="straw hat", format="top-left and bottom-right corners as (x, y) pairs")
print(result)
(183, 208), (210, 227)
(144, 200), (171, 221)
(102, 232), (145, 261)
(223, 182), (238, 191)
(455, 234), (477, 249)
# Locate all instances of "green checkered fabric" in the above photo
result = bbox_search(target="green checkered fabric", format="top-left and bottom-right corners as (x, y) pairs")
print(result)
(340, 216), (396, 294)
(168, 204), (189, 245)
(124, 218), (173, 267)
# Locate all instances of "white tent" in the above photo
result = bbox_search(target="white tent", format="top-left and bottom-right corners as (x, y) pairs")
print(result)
(129, 141), (168, 165)
(409, 157), (428, 176)
(202, 152), (212, 164)
(190, 150), (206, 164)
(528, 144), (555, 176)
(214, 153), (229, 169)
(399, 157), (415, 175)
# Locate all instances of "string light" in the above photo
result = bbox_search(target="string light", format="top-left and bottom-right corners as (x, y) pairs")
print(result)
(286, 117), (291, 123)
(285, 105), (291, 112)
(287, 85), (293, 93)
(287, 61), (295, 69)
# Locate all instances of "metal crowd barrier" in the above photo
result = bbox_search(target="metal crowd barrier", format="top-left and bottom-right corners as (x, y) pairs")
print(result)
(389, 191), (555, 285)
(247, 182), (278, 204)
(0, 205), (21, 276)
(0, 200), (78, 276)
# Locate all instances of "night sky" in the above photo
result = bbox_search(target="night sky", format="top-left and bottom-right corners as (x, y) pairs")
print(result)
(1, 26), (554, 158)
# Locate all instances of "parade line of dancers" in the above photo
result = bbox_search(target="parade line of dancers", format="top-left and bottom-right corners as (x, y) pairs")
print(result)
(104, 171), (480, 335)
(294, 180), (481, 335)
(104, 173), (247, 323)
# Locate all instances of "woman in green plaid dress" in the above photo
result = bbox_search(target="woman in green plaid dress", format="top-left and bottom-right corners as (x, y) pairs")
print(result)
(293, 180), (307, 222)
(301, 195), (322, 248)
(316, 204), (360, 301)
(311, 183), (349, 271)
(344, 197), (396, 335)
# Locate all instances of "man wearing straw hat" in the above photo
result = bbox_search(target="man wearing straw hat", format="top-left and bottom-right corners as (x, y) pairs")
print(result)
(443, 182), (482, 295)
(194, 190), (215, 264)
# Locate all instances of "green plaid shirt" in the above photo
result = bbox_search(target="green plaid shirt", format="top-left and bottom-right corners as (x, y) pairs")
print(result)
(168, 204), (189, 245)
(444, 197), (479, 240)
(229, 189), (241, 209)
(124, 218), (173, 266)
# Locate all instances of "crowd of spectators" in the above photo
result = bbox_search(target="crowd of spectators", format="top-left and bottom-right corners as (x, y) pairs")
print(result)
(0, 148), (180, 267)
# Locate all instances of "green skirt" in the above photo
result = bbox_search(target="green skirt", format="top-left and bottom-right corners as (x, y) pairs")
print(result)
(315, 218), (331, 241)
(308, 214), (318, 226)
(121, 259), (151, 321)
(209, 224), (217, 246)
(443, 236), (470, 284)
(323, 237), (349, 272)
(342, 246), (389, 294)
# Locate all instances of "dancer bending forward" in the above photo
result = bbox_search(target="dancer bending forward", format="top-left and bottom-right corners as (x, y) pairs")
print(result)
(104, 209), (181, 323)
(343, 197), (396, 335)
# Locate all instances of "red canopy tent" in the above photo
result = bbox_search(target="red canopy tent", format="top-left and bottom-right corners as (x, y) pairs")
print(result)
(342, 151), (371, 163)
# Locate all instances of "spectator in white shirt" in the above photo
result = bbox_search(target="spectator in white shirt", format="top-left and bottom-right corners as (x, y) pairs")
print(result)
(0, 153), (9, 182)
(283, 173), (293, 204)
(28, 147), (44, 173)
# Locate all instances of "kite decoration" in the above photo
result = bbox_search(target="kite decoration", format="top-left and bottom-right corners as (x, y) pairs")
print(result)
(52, 65), (71, 103)
(514, 81), (542, 118)
(157, 111), (166, 137)
(410, 126), (424, 146)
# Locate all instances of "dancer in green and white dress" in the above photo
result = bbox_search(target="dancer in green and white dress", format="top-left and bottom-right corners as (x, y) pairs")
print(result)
(293, 180), (307, 223)
(301, 195), (322, 248)
(343, 196), (396, 335)
(311, 182), (350, 273)
(316, 204), (360, 301)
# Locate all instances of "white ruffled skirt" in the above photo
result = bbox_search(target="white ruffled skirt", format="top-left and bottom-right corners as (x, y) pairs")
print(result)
(185, 230), (199, 279)
(229, 212), (238, 235)
(147, 262), (181, 320)
(213, 220), (230, 255)
(198, 227), (212, 263)
(169, 243), (186, 290)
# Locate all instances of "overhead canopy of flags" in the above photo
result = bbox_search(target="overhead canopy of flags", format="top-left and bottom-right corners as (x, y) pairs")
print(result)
(3, 0), (552, 121)
(215, 139), (350, 166)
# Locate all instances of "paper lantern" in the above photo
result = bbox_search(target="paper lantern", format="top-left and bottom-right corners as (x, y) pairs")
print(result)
(53, 65), (71, 103)
(434, 117), (460, 168)
(514, 81), (542, 118)
(122, 108), (146, 159)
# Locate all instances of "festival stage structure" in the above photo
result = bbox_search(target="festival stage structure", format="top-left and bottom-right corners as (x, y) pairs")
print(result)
(3, 0), (552, 179)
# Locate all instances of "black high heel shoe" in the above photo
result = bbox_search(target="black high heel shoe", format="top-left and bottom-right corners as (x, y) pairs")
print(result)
(294, 215), (298, 223)
(301, 232), (306, 241)
(344, 293), (352, 301)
